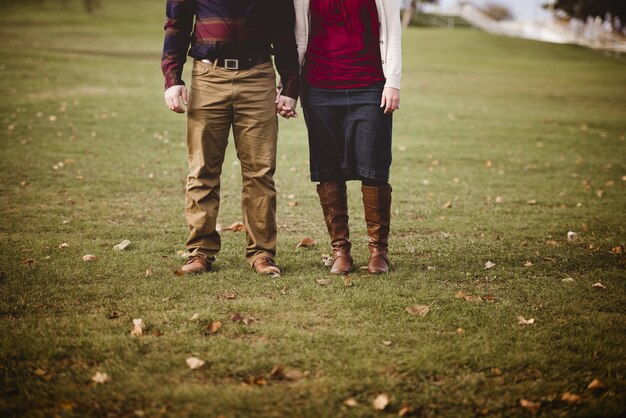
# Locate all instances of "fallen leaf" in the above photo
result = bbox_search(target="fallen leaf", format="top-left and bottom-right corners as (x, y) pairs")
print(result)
(373, 393), (389, 411)
(113, 239), (131, 251)
(484, 261), (496, 269)
(592, 282), (606, 290)
(595, 190), (604, 198)
(343, 398), (358, 407)
(342, 276), (353, 287)
(517, 316), (535, 326)
(561, 277), (575, 283)
(523, 261), (533, 267)
(225, 292), (237, 300)
(398, 405), (414, 417)
(206, 321), (222, 334)
(406, 305), (430, 316)
(381, 340), (392, 346)
(59, 402), (76, 411)
(91, 371), (111, 384)
(456, 328), (464, 333)
(543, 256), (557, 263)
(145, 267), (153, 277)
(58, 243), (69, 249)
(561, 392), (581, 404)
(288, 201), (298, 207)
(442, 201), (452, 209)
(519, 399), (540, 414)
(455, 290), (467, 299)
(587, 378), (605, 390)
(316, 278), (331, 286)
(495, 196), (504, 204)
(567, 231), (578, 241)
(297, 237), (317, 248)
(130, 318), (145, 336)
(185, 357), (205, 370)
(190, 313), (199, 321)
(82, 254), (97, 262)
(610, 246), (623, 255)
(224, 221), (245, 232)
(545, 240), (558, 246)
(108, 311), (123, 319)
(322, 254), (333, 266)
(526, 199), (537, 205)
(482, 293), (496, 302)
(21, 258), (35, 266)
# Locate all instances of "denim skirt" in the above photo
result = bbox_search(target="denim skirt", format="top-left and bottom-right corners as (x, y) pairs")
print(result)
(301, 81), (392, 182)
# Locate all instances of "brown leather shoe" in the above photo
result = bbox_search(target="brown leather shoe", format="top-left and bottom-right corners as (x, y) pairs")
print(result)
(317, 182), (354, 275)
(253, 257), (282, 275)
(180, 255), (212, 274)
(362, 184), (392, 274)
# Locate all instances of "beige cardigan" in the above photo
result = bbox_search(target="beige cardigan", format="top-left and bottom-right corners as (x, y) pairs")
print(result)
(293, 0), (402, 90)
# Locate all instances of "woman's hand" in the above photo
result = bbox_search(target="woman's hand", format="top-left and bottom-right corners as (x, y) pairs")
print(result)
(380, 87), (400, 115)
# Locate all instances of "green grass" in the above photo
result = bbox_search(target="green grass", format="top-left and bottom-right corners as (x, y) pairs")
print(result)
(1, 1), (625, 417)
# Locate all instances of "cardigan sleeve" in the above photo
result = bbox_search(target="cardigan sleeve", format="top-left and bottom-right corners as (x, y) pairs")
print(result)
(294, 0), (308, 68)
(383, 0), (402, 90)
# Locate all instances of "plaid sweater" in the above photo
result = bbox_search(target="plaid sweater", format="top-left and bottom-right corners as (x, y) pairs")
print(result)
(161, 0), (300, 99)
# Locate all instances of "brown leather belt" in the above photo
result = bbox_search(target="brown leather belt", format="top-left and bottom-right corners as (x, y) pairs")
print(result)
(200, 56), (271, 70)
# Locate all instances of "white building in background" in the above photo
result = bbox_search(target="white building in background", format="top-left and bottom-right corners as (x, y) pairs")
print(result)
(419, 0), (626, 53)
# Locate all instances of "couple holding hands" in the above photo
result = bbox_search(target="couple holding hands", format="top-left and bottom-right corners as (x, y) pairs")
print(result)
(161, 0), (402, 276)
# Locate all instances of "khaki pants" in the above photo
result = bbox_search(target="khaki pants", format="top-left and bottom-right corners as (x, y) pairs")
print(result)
(185, 60), (278, 265)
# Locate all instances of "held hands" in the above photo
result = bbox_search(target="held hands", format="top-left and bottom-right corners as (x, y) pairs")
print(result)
(380, 87), (400, 115)
(164, 85), (188, 114)
(276, 88), (298, 119)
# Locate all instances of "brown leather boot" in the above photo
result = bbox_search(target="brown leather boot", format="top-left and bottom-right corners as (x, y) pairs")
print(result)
(362, 184), (392, 274)
(316, 181), (353, 275)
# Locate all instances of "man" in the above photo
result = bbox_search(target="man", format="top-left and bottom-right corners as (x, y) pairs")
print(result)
(161, 0), (300, 275)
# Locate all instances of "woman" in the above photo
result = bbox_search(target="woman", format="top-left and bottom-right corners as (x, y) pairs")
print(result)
(293, 0), (401, 274)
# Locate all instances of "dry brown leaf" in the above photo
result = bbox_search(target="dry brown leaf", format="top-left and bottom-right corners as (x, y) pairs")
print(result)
(587, 378), (605, 390)
(546, 240), (558, 246)
(610, 246), (623, 255)
(381, 340), (392, 346)
(519, 399), (540, 414)
(185, 357), (205, 370)
(342, 276), (353, 287)
(58, 243), (69, 249)
(190, 313), (199, 321)
(91, 371), (111, 384)
(316, 278), (332, 286)
(288, 201), (298, 207)
(526, 199), (537, 205)
(484, 261), (496, 269)
(82, 254), (97, 262)
(561, 277), (575, 283)
(297, 237), (317, 248)
(406, 305), (430, 317)
(455, 290), (467, 299)
(543, 256), (557, 263)
(442, 201), (452, 209)
(517, 316), (535, 326)
(130, 318), (145, 336)
(456, 328), (464, 333)
(523, 261), (533, 267)
(145, 267), (153, 277)
(398, 405), (414, 417)
(59, 402), (76, 411)
(21, 258), (35, 266)
(207, 321), (222, 334)
(343, 398), (358, 407)
(373, 393), (390, 410)
(113, 239), (131, 251)
(592, 282), (606, 290)
(108, 311), (122, 319)
(596, 190), (604, 198)
(561, 392), (581, 404)
(494, 196), (504, 204)
(224, 221), (245, 232)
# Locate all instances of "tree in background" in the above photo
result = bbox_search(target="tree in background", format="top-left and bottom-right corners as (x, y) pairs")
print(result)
(481, 2), (513, 21)
(549, 0), (626, 24)
(402, 0), (439, 29)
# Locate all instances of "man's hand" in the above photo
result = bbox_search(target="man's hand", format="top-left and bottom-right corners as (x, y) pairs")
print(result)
(164, 85), (188, 114)
(380, 87), (400, 115)
(275, 92), (298, 119)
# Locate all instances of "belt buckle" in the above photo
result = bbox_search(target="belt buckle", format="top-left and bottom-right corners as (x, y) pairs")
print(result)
(224, 59), (239, 70)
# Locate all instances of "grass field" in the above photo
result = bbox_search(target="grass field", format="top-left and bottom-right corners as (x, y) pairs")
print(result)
(1, 1), (625, 417)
